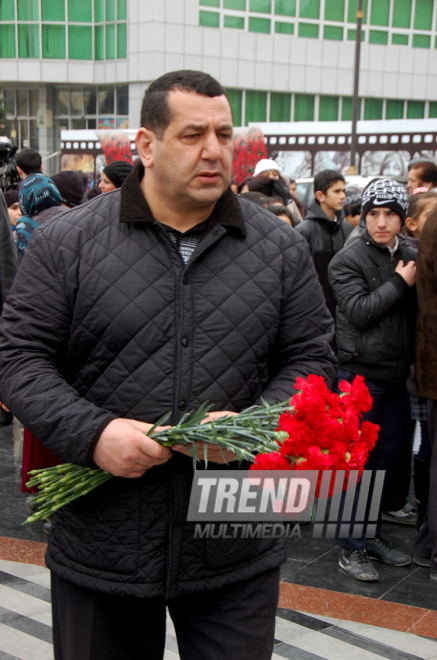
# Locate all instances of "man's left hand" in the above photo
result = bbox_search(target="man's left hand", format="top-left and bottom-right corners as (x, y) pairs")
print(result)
(172, 410), (238, 464)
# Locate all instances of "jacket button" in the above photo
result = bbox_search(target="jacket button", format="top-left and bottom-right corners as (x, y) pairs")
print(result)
(212, 227), (220, 236)
(179, 401), (187, 411)
(181, 337), (189, 348)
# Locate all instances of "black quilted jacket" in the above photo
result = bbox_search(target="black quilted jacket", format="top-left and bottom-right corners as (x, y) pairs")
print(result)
(0, 165), (336, 598)
(328, 231), (417, 384)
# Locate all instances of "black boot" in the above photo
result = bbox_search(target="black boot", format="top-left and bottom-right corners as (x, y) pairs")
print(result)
(414, 456), (431, 530)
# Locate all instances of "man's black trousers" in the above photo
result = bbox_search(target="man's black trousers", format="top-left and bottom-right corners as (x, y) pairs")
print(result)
(51, 567), (280, 660)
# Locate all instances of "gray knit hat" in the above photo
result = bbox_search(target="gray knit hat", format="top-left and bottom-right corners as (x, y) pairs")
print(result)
(362, 178), (409, 223)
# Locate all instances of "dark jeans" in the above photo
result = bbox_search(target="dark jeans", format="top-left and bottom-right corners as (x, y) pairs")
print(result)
(336, 369), (408, 550)
(382, 398), (415, 512)
(415, 398), (437, 570)
(51, 567), (280, 660)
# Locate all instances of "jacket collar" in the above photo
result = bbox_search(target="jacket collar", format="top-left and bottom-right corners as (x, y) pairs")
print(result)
(120, 160), (246, 237)
(361, 228), (408, 252)
(305, 200), (344, 233)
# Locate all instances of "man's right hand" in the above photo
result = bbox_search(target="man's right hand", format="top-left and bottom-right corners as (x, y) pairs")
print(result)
(395, 260), (416, 287)
(93, 418), (171, 478)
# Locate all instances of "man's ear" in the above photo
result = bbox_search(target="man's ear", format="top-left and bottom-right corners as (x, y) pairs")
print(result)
(16, 165), (25, 180)
(314, 190), (324, 204)
(135, 127), (156, 170)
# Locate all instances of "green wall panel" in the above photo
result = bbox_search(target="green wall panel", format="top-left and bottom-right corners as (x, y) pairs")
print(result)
(245, 90), (267, 124)
(370, 0), (389, 26)
(94, 0), (104, 21)
(199, 10), (219, 26)
(414, 0), (432, 30)
(298, 22), (318, 37)
(294, 94), (314, 121)
(68, 25), (92, 58)
(324, 25), (343, 40)
(117, 21), (126, 57)
(299, 0), (319, 19)
(17, 0), (39, 21)
(94, 24), (104, 58)
(224, 0), (246, 7)
(275, 0), (295, 15)
(270, 92), (291, 121)
(42, 0), (65, 20)
(429, 102), (437, 118)
(200, 0), (220, 5)
(224, 15), (244, 27)
(319, 96), (339, 121)
(407, 101), (425, 118)
(117, 0), (127, 20)
(69, 0), (92, 22)
(369, 30), (388, 44)
(106, 22), (115, 58)
(412, 34), (430, 47)
(249, 0), (271, 12)
(18, 23), (39, 56)
(348, 0), (368, 24)
(42, 24), (65, 57)
(249, 17), (270, 31)
(106, 0), (115, 21)
(386, 100), (404, 119)
(342, 96), (362, 120)
(0, 0), (15, 21)
(364, 98), (383, 119)
(0, 24), (15, 57)
(392, 0), (412, 28)
(325, 0), (344, 21)
(392, 33), (408, 44)
(225, 89), (242, 125)
(275, 21), (294, 32)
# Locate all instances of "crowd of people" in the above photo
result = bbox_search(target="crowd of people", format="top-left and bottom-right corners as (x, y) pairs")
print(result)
(0, 69), (437, 657)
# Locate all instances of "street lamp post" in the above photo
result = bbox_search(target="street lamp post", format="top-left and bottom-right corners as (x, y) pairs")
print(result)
(349, 0), (363, 175)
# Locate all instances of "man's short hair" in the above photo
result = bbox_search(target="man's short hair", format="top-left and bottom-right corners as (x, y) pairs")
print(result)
(314, 169), (345, 195)
(411, 162), (437, 188)
(140, 70), (228, 139)
(16, 148), (42, 175)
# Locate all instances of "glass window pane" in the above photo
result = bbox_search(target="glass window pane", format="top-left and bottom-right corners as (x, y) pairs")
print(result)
(29, 89), (38, 115)
(42, 0), (65, 21)
(392, 0), (412, 28)
(0, 0), (15, 20)
(94, 0), (104, 21)
(386, 100), (404, 119)
(199, 10), (219, 27)
(412, 34), (430, 47)
(17, 89), (27, 116)
(117, 0), (126, 19)
(245, 91), (267, 124)
(42, 24), (66, 58)
(84, 88), (96, 114)
(249, 0), (271, 12)
(224, 0), (246, 8)
(298, 22), (319, 37)
(70, 90), (83, 116)
(325, 0), (344, 21)
(429, 102), (437, 118)
(225, 89), (242, 125)
(342, 96), (362, 120)
(72, 118), (86, 129)
(275, 21), (294, 32)
(249, 17), (270, 31)
(94, 25), (104, 59)
(68, 0), (92, 22)
(275, 0), (295, 15)
(29, 118), (38, 149)
(270, 92), (291, 121)
(299, 0), (319, 19)
(87, 118), (96, 128)
(200, 0), (220, 5)
(324, 25), (343, 39)
(407, 101), (425, 118)
(319, 95), (339, 121)
(414, 0), (432, 30)
(392, 33), (408, 44)
(117, 22), (126, 58)
(369, 30), (388, 44)
(106, 0), (115, 21)
(4, 90), (15, 115)
(18, 24), (39, 57)
(0, 24), (15, 57)
(106, 23), (115, 58)
(348, 0), (368, 24)
(224, 15), (244, 28)
(68, 26), (92, 59)
(55, 89), (69, 116)
(17, 0), (39, 20)
(116, 85), (128, 115)
(364, 98), (383, 119)
(370, 0), (389, 26)
(347, 28), (365, 39)
(294, 94), (314, 121)
(99, 86), (114, 114)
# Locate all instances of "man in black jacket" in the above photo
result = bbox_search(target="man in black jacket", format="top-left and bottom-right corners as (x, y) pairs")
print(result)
(0, 71), (336, 660)
(296, 169), (352, 316)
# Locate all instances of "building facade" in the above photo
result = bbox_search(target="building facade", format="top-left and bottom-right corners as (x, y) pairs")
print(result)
(1, 0), (437, 173)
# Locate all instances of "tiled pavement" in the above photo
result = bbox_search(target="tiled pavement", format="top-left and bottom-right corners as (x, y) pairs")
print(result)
(2, 419), (437, 658)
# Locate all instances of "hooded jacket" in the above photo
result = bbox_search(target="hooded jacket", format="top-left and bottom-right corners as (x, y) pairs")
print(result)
(295, 200), (352, 316)
(329, 230), (417, 384)
(0, 164), (336, 598)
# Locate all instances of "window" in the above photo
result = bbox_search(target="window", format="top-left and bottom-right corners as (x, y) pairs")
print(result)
(224, 0), (245, 7)
(407, 101), (425, 119)
(370, 0), (389, 26)
(18, 24), (39, 57)
(369, 30), (388, 44)
(0, 0), (15, 20)
(95, 0), (105, 22)
(392, 0), (412, 28)
(249, 17), (270, 31)
(117, 0), (127, 20)
(294, 94), (314, 121)
(17, 0), (39, 21)
(106, 0), (115, 22)
(347, 0), (368, 24)
(249, 0), (271, 12)
(84, 88), (97, 114)
(106, 23), (115, 58)
(199, 10), (219, 26)
(245, 91), (267, 124)
(42, 25), (65, 58)
(225, 89), (242, 125)
(324, 26), (343, 40)
(270, 92), (291, 121)
(116, 85), (128, 115)
(68, 26), (92, 59)
(412, 34), (430, 48)
(41, 0), (64, 21)
(364, 98), (383, 119)
(319, 96), (339, 121)
(392, 34), (408, 45)
(68, 0), (92, 22)
(342, 96), (362, 120)
(17, 89), (28, 115)
(386, 100), (404, 119)
(117, 22), (126, 57)
(200, 0), (219, 5)
(95, 25), (104, 58)
(275, 21), (294, 32)
(325, 0), (344, 21)
(299, 22), (318, 37)
(413, 0), (432, 30)
(347, 29), (365, 40)
(99, 86), (114, 114)
(0, 24), (15, 57)
(224, 15), (244, 27)
(275, 0), (295, 16)
(299, 0), (319, 19)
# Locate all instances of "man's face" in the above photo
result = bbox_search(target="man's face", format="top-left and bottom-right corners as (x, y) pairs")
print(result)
(366, 207), (402, 248)
(138, 90), (233, 209)
(289, 182), (297, 196)
(317, 180), (346, 212)
(407, 167), (431, 194)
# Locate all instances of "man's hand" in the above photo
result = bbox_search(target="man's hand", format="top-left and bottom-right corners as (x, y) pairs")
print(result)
(172, 410), (238, 464)
(395, 260), (416, 287)
(93, 418), (171, 478)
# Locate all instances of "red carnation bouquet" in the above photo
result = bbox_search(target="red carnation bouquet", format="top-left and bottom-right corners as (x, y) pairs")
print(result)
(250, 374), (379, 496)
